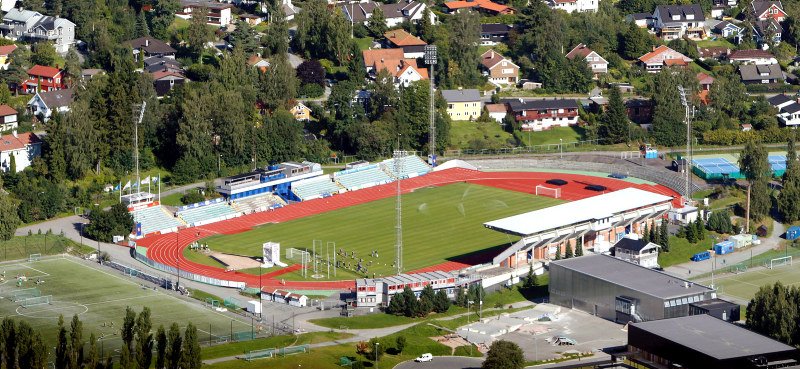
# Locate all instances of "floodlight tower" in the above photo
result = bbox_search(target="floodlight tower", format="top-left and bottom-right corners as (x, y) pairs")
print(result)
(394, 139), (405, 275)
(678, 86), (692, 202)
(133, 101), (146, 191)
(424, 45), (438, 167)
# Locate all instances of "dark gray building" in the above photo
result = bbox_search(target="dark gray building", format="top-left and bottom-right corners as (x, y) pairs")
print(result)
(628, 315), (800, 369)
(549, 254), (715, 323)
(688, 298), (740, 322)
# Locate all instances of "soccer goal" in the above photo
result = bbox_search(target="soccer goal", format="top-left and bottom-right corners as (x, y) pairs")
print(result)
(28, 254), (41, 262)
(12, 288), (41, 302)
(767, 256), (793, 269)
(535, 185), (561, 199)
(21, 295), (51, 308)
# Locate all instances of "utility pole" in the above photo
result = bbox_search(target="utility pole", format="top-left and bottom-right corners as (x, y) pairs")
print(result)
(424, 45), (438, 167)
(133, 102), (146, 193)
(678, 86), (693, 203)
(745, 184), (751, 233)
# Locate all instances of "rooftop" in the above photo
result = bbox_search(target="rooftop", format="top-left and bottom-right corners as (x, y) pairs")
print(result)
(739, 63), (782, 81)
(613, 237), (656, 252)
(655, 4), (705, 23)
(384, 29), (426, 47)
(481, 23), (512, 34)
(728, 49), (775, 60)
(0, 132), (40, 152)
(631, 314), (797, 359)
(0, 105), (16, 116)
(505, 98), (580, 112)
(27, 65), (61, 78)
(751, 0), (784, 16)
(638, 45), (691, 64)
(768, 94), (794, 106)
(566, 43), (595, 60)
(0, 44), (16, 56)
(484, 187), (673, 237)
(552, 254), (713, 299)
(126, 36), (177, 55)
(35, 88), (73, 108)
(441, 89), (481, 103)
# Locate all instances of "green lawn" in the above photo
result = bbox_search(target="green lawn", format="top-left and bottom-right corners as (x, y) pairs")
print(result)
(516, 126), (586, 147)
(203, 331), (355, 359)
(354, 37), (374, 50)
(696, 38), (736, 48)
(0, 258), (253, 355)
(199, 183), (562, 280)
(448, 120), (516, 150)
(0, 234), (94, 262)
(658, 235), (719, 267)
(159, 192), (185, 206)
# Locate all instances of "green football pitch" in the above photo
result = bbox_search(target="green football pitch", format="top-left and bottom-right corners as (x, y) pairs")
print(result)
(695, 260), (800, 303)
(0, 257), (253, 353)
(197, 183), (563, 280)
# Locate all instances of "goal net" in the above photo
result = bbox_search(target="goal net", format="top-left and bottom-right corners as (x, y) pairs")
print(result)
(535, 185), (561, 199)
(285, 248), (309, 262)
(28, 253), (41, 262)
(768, 256), (793, 269)
(21, 295), (51, 308)
(12, 288), (41, 302)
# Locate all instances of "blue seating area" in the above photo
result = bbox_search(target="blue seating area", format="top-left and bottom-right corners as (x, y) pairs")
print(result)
(335, 165), (394, 191)
(177, 201), (237, 225)
(132, 206), (184, 236)
(292, 176), (342, 200)
(382, 156), (431, 179)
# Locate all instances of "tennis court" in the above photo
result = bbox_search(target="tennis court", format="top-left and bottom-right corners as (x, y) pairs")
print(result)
(692, 153), (789, 180)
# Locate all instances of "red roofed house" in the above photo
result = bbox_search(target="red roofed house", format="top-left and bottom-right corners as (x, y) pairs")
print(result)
(750, 0), (787, 22)
(485, 103), (508, 123)
(0, 44), (16, 71)
(0, 105), (17, 132)
(444, 0), (514, 15)
(383, 29), (427, 58)
(23, 65), (66, 94)
(247, 55), (270, 72)
(362, 48), (428, 88)
(638, 45), (692, 73)
(0, 131), (41, 173)
(480, 49), (519, 86)
(697, 72), (714, 105)
(151, 70), (186, 97)
(565, 43), (608, 79)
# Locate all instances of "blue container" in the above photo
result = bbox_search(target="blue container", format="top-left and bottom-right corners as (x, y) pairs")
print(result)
(691, 251), (711, 262)
(645, 149), (658, 159)
(714, 241), (735, 255)
(786, 226), (800, 240)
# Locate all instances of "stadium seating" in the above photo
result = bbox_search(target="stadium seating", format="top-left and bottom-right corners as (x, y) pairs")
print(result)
(132, 206), (184, 236)
(335, 165), (394, 191)
(231, 194), (286, 213)
(382, 155), (431, 179)
(177, 202), (237, 225)
(292, 176), (343, 200)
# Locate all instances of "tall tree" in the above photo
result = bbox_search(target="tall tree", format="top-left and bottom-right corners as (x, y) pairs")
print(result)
(135, 307), (154, 369)
(739, 139), (772, 222)
(368, 69), (398, 120)
(296, 60), (326, 87)
(651, 69), (688, 147)
(482, 340), (525, 369)
(327, 10), (352, 64)
(86, 333), (99, 369)
(17, 321), (46, 369)
(31, 42), (57, 67)
(263, 5), (288, 56)
(155, 326), (167, 369)
(779, 136), (800, 222)
(0, 193), (20, 241)
(149, 0), (179, 40)
(598, 87), (628, 144)
(367, 8), (387, 37)
(186, 7), (211, 60)
(165, 323), (182, 369)
(70, 314), (84, 369)
(135, 11), (150, 37)
(659, 220), (669, 252)
(56, 316), (68, 369)
(229, 21), (259, 54)
(258, 52), (297, 110)
(121, 307), (136, 352)
(2, 318), (16, 369)
(256, 109), (304, 163)
(180, 324), (201, 369)
(446, 10), (482, 87)
(621, 21), (651, 59)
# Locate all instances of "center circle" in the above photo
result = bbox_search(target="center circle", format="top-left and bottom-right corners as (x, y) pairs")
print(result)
(15, 301), (89, 319)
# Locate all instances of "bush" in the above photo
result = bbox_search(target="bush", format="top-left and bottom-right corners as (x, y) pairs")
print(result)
(298, 83), (324, 98)
(181, 191), (205, 205)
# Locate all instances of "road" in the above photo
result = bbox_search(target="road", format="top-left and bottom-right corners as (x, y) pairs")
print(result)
(395, 356), (483, 369)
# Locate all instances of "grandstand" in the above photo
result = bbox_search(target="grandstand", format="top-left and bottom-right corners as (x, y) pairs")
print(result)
(382, 155), (431, 179)
(291, 176), (344, 200)
(132, 206), (184, 236)
(334, 164), (394, 191)
(231, 194), (286, 214)
(177, 201), (237, 225)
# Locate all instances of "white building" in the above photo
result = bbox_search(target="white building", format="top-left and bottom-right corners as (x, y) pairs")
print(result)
(0, 8), (75, 54)
(653, 4), (707, 40)
(668, 205), (699, 225)
(545, 0), (598, 13)
(0, 105), (17, 132)
(27, 88), (73, 122)
(0, 131), (42, 173)
(506, 98), (580, 131)
(566, 44), (608, 78)
(176, 0), (233, 26)
(612, 236), (661, 269)
(355, 270), (477, 308)
(767, 94), (800, 127)
(341, 1), (430, 27)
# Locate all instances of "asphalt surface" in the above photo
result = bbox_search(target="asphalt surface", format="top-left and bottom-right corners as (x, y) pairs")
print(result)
(394, 356), (483, 369)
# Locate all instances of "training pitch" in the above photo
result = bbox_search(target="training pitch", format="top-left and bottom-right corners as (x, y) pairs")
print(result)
(0, 257), (253, 352)
(195, 183), (562, 280)
(696, 261), (800, 303)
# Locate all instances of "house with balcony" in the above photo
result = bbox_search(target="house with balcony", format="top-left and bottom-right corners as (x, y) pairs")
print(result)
(768, 94), (800, 127)
(0, 8), (75, 53)
(545, 0), (598, 13)
(0, 105), (17, 132)
(0, 131), (41, 173)
(362, 48), (428, 88)
(739, 63), (783, 84)
(638, 45), (692, 73)
(566, 43), (607, 79)
(753, 19), (782, 45)
(23, 65), (66, 94)
(480, 23), (511, 46)
(126, 36), (176, 62)
(27, 88), (73, 122)
(442, 89), (482, 121)
(151, 70), (186, 97)
(712, 21), (741, 38)
(176, 0), (233, 27)
(341, 1), (431, 28)
(480, 49), (519, 86)
(653, 4), (706, 40)
(728, 49), (777, 65)
(612, 237), (660, 269)
(506, 98), (580, 131)
(750, 0), (786, 22)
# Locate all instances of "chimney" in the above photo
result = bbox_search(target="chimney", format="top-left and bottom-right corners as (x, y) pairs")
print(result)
(12, 130), (17, 138)
(490, 50), (494, 58)
(145, 38), (150, 47)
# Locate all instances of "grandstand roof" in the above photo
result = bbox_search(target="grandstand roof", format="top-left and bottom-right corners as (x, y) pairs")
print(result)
(484, 188), (673, 237)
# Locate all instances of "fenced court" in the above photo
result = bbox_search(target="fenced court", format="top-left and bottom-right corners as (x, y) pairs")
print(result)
(692, 153), (789, 180)
(243, 344), (310, 361)
(0, 256), (254, 354)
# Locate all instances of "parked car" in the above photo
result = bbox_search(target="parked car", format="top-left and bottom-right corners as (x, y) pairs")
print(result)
(415, 353), (433, 362)
(691, 251), (711, 262)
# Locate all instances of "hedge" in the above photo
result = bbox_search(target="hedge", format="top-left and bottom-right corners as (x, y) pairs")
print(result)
(702, 128), (794, 146)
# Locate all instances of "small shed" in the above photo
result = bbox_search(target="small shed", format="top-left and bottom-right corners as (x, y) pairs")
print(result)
(756, 225), (768, 237)
(729, 234), (753, 249)
(787, 226), (800, 241)
(247, 300), (262, 315)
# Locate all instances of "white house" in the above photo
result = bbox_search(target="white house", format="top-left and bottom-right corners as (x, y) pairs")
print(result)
(264, 289), (308, 307)
(638, 45), (692, 73)
(653, 4), (706, 40)
(728, 49), (778, 65)
(0, 105), (17, 132)
(0, 131), (41, 173)
(545, 0), (598, 13)
(0, 8), (75, 54)
(713, 21), (742, 38)
(769, 95), (800, 127)
(669, 205), (699, 225)
(27, 88), (73, 122)
(287, 292), (308, 307)
(565, 43), (607, 78)
(612, 236), (660, 269)
(176, 0), (233, 26)
(341, 1), (431, 27)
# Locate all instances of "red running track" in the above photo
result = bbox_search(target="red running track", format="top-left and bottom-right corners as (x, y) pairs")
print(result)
(136, 168), (682, 291)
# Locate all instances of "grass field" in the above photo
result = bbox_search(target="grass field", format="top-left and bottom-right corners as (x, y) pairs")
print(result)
(199, 183), (562, 280)
(516, 126), (586, 147)
(0, 257), (253, 354)
(695, 259), (800, 303)
(449, 120), (516, 150)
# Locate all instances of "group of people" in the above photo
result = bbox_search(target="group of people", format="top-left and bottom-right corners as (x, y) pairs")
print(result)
(189, 242), (210, 252)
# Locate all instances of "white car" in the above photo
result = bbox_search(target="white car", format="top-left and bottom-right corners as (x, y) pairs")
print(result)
(415, 353), (433, 362)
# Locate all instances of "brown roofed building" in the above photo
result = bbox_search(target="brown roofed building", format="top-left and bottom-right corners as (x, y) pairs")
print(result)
(444, 0), (514, 14)
(566, 43), (608, 78)
(480, 49), (519, 86)
(362, 48), (428, 88)
(638, 45), (692, 73)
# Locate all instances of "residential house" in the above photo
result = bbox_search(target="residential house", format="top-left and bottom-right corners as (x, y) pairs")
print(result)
(653, 4), (706, 40)
(738, 63), (783, 84)
(0, 0), (14, 12)
(0, 105), (16, 131)
(0, 131), (41, 173)
(247, 55), (270, 72)
(712, 21), (741, 38)
(485, 103), (507, 123)
(697, 46), (730, 60)
(444, 0), (514, 15)
(341, 1), (430, 28)
(383, 29), (427, 59)
(144, 56), (182, 74)
(625, 98), (653, 124)
(565, 43), (607, 78)
(0, 8), (75, 53)
(0, 44), (15, 70)
(362, 48), (429, 88)
(126, 36), (176, 62)
(612, 237), (660, 269)
(728, 49), (777, 64)
(768, 94), (800, 127)
(741, 123), (753, 131)
(442, 89), (482, 120)
(545, 0), (598, 13)
(711, 0), (736, 18)
(151, 70), (186, 97)
(23, 65), (66, 94)
(290, 101), (312, 121)
(506, 98), (580, 131)
(238, 14), (263, 26)
(753, 19), (782, 44)
(697, 72), (714, 105)
(638, 45), (692, 73)
(27, 88), (73, 121)
(627, 13), (654, 28)
(750, 0), (786, 22)
(176, 0), (234, 27)
(480, 23), (511, 46)
(479, 49), (519, 86)
(80, 68), (105, 80)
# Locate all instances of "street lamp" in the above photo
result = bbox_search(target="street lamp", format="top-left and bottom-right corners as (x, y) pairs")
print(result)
(711, 235), (718, 289)
(375, 341), (380, 368)
(559, 138), (563, 158)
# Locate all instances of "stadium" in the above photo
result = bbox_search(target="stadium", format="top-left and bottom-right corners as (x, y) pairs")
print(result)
(128, 155), (683, 305)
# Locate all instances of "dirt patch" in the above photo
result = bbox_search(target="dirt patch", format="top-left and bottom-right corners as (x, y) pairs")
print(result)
(433, 335), (481, 354)
(209, 252), (261, 270)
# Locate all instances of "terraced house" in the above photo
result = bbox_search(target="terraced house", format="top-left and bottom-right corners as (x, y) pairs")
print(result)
(0, 8), (74, 53)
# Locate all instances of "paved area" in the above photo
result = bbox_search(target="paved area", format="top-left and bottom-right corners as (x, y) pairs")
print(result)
(395, 356), (483, 369)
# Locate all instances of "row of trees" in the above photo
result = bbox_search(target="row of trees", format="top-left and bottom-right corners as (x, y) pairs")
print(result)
(386, 285), (451, 317)
(642, 220), (670, 252)
(676, 217), (706, 244)
(747, 282), (800, 346)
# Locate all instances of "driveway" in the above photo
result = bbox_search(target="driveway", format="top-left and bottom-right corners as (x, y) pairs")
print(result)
(394, 356), (482, 369)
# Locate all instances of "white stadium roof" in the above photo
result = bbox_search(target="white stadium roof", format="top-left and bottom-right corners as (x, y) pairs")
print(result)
(484, 188), (674, 236)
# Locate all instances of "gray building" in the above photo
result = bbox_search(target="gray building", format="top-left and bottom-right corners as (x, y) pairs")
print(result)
(0, 8), (75, 54)
(549, 254), (715, 323)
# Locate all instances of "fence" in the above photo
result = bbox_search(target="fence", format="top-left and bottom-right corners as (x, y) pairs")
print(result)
(244, 344), (310, 361)
(132, 247), (246, 289)
(444, 139), (602, 158)
(107, 260), (172, 288)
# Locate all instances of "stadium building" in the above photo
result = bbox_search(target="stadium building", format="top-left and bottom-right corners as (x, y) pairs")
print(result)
(484, 188), (675, 266)
(549, 254), (716, 322)
(354, 271), (480, 308)
(216, 162), (323, 201)
(626, 314), (800, 368)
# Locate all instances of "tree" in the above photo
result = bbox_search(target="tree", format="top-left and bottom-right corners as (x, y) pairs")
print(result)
(31, 42), (57, 66)
(258, 53), (297, 110)
(296, 60), (326, 87)
(85, 203), (134, 242)
(709, 74), (748, 122)
(400, 286), (418, 317)
(0, 194), (21, 241)
(554, 249), (562, 260)
(651, 69), (688, 147)
(694, 216), (706, 241)
(3, 318), (16, 369)
(149, 0), (179, 40)
(739, 139), (772, 221)
(366, 338), (385, 361)
(685, 222), (697, 243)
(598, 87), (628, 144)
(446, 10), (482, 87)
(575, 241), (583, 257)
(180, 324), (201, 369)
(564, 244), (574, 258)
(165, 323), (182, 369)
(367, 8), (387, 37)
(155, 326), (167, 369)
(135, 307), (154, 369)
(17, 320), (46, 369)
(386, 293), (406, 315)
(621, 21), (651, 59)
(70, 314), (84, 369)
(186, 7), (211, 60)
(395, 336), (407, 353)
(56, 316), (68, 369)
(643, 223), (650, 243)
(649, 222), (657, 243)
(135, 11), (150, 37)
(122, 307), (136, 352)
(659, 220), (669, 252)
(780, 136), (800, 222)
(433, 289), (451, 313)
(327, 10), (351, 64)
(746, 282), (796, 344)
(707, 209), (734, 234)
(368, 69), (398, 120)
(86, 333), (99, 369)
(263, 5), (289, 56)
(482, 340), (525, 369)
(229, 21), (259, 54)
